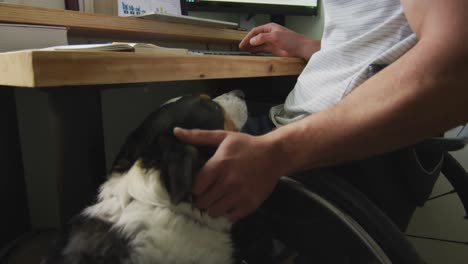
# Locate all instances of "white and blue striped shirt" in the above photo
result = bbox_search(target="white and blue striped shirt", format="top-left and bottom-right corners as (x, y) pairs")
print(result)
(270, 0), (417, 126)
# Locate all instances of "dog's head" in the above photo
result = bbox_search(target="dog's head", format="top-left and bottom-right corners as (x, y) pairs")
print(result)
(111, 90), (248, 205)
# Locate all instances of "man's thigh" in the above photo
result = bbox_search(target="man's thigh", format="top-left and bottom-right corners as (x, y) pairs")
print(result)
(241, 115), (276, 135)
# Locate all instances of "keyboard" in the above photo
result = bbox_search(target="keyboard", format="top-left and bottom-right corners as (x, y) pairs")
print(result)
(189, 50), (274, 57)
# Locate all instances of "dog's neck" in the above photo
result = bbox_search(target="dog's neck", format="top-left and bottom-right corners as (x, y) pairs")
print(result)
(81, 161), (235, 264)
(83, 161), (231, 233)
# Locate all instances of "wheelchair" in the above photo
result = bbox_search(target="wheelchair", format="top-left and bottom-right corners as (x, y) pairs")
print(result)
(261, 125), (468, 264)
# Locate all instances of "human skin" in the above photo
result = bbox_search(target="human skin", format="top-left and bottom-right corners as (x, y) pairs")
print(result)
(174, 0), (468, 222)
(238, 22), (320, 60)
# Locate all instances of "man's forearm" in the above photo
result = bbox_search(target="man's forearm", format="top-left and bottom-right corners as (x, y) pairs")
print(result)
(297, 37), (321, 61)
(265, 39), (468, 174)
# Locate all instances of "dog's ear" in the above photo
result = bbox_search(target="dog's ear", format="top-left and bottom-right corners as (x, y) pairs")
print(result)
(111, 131), (142, 174)
(159, 135), (202, 204)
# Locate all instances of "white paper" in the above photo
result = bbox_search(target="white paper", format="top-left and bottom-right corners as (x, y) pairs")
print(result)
(118, 0), (181, 16)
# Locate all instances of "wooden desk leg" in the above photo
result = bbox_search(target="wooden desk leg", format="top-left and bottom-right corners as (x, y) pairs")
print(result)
(0, 87), (30, 247)
(16, 87), (106, 228)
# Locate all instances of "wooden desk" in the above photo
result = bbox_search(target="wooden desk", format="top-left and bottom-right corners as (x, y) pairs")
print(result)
(0, 3), (246, 44)
(0, 49), (305, 228)
(0, 50), (305, 87)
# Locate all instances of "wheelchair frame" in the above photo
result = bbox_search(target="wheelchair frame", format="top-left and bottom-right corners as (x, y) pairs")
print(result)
(264, 125), (467, 263)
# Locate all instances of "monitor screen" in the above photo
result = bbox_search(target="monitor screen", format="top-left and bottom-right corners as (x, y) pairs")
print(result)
(185, 0), (318, 16)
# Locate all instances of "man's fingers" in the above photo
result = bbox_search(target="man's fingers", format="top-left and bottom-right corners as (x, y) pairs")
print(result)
(228, 207), (251, 223)
(207, 193), (238, 218)
(239, 24), (274, 49)
(195, 173), (229, 208)
(173, 127), (227, 146)
(249, 33), (267, 46)
(192, 159), (220, 196)
(239, 30), (257, 50)
(245, 33), (282, 55)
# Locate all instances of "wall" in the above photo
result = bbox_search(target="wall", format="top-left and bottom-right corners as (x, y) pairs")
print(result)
(286, 0), (324, 39)
(101, 81), (219, 170)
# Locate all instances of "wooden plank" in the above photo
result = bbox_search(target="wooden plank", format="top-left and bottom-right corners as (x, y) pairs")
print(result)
(0, 51), (35, 87)
(0, 3), (246, 43)
(0, 50), (305, 87)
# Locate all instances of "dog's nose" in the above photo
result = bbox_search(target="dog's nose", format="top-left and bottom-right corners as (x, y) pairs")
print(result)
(229, 89), (245, 100)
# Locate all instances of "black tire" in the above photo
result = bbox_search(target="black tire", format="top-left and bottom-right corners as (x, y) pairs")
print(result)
(262, 173), (426, 264)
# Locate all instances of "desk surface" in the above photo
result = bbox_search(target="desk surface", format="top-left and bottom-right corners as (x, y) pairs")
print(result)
(0, 3), (246, 44)
(0, 50), (305, 88)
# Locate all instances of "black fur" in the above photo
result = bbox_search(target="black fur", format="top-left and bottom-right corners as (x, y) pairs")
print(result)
(45, 216), (133, 264)
(44, 94), (274, 264)
(111, 95), (222, 203)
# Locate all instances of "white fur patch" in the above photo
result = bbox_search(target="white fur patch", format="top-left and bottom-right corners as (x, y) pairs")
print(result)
(213, 91), (248, 130)
(83, 161), (234, 264)
(160, 96), (183, 107)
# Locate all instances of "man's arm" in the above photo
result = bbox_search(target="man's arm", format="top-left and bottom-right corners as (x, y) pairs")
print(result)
(174, 0), (468, 222)
(268, 0), (468, 171)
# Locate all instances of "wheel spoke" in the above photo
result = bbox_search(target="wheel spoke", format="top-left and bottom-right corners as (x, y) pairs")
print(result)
(426, 190), (456, 201)
(406, 234), (468, 246)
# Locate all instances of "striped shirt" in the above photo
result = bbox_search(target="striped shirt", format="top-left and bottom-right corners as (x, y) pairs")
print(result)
(270, 0), (417, 126)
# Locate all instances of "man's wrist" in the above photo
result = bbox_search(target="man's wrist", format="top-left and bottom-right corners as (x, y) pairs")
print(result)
(260, 128), (300, 177)
(296, 37), (321, 60)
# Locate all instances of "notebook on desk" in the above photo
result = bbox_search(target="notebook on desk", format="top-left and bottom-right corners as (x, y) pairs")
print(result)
(45, 42), (190, 55)
(42, 43), (272, 57)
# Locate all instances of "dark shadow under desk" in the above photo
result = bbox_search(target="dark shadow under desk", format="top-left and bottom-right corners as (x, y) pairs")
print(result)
(0, 87), (29, 249)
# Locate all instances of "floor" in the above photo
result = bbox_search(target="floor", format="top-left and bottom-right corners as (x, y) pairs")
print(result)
(2, 230), (57, 264)
(406, 135), (468, 264)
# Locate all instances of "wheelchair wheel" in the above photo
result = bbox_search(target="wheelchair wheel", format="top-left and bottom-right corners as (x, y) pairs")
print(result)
(262, 174), (426, 264)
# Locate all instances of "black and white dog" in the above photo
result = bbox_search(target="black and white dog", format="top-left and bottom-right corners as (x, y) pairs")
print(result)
(44, 91), (273, 264)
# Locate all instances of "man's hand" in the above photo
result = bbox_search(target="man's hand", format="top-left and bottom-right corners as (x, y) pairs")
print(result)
(239, 22), (320, 60)
(173, 128), (286, 222)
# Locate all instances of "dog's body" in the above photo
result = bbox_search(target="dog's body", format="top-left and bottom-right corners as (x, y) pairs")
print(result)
(44, 91), (271, 264)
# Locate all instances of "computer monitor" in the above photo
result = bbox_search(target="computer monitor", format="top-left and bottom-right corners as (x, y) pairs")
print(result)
(184, 0), (318, 16)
